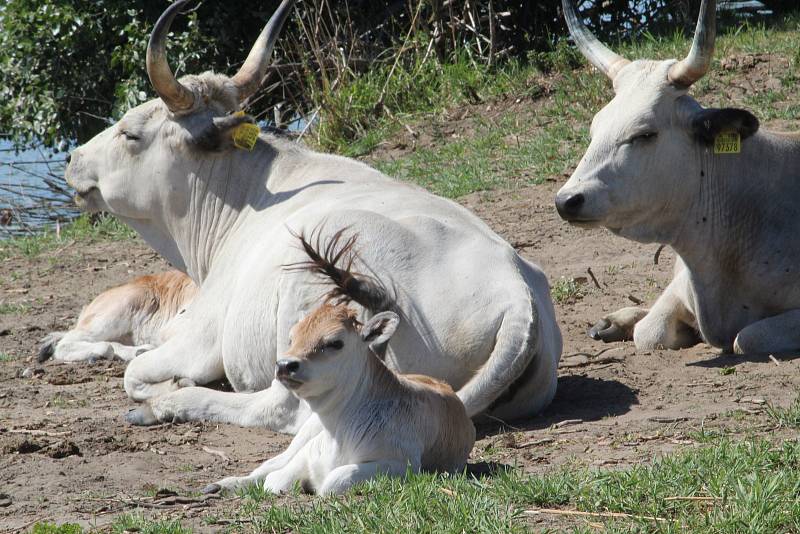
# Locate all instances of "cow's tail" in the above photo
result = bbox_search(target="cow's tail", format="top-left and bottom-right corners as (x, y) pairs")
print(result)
(38, 331), (66, 362)
(455, 288), (540, 418)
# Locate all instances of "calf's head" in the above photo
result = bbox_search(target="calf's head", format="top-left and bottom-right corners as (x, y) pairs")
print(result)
(65, 0), (295, 265)
(275, 304), (400, 399)
(555, 0), (758, 243)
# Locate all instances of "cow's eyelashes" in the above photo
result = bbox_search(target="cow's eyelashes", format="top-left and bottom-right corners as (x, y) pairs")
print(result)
(629, 131), (658, 144)
(324, 340), (344, 351)
(120, 130), (141, 141)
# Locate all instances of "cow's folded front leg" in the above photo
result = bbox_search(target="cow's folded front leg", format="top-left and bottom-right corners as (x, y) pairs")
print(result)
(123, 330), (224, 402)
(733, 310), (800, 356)
(125, 378), (310, 433)
(589, 306), (649, 343)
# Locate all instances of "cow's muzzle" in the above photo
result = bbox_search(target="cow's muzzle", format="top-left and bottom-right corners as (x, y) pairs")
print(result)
(555, 192), (586, 221)
(275, 358), (303, 388)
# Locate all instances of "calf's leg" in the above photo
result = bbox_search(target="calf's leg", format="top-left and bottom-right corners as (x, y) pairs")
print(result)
(203, 415), (324, 494)
(318, 459), (417, 495)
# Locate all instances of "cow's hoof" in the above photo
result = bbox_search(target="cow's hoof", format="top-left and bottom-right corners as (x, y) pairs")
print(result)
(202, 483), (221, 494)
(125, 405), (159, 426)
(588, 319), (628, 343)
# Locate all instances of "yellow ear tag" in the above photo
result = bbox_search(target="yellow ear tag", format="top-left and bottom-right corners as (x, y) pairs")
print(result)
(231, 111), (260, 151)
(714, 131), (741, 154)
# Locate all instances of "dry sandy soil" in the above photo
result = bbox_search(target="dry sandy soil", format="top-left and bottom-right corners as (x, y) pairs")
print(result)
(2, 55), (800, 531)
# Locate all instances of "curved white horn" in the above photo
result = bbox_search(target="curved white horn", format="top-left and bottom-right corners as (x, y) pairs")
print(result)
(231, 0), (296, 102)
(147, 0), (196, 113)
(562, 0), (630, 80)
(668, 0), (717, 87)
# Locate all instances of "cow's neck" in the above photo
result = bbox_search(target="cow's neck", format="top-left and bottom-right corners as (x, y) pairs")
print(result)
(168, 145), (280, 283)
(307, 353), (401, 429)
(672, 132), (799, 282)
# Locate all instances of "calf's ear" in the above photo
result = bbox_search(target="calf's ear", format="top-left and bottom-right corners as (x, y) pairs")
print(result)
(361, 311), (400, 360)
(690, 108), (759, 145)
(192, 113), (256, 151)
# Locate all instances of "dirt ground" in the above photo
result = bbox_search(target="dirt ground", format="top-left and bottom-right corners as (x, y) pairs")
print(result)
(3, 54), (800, 532)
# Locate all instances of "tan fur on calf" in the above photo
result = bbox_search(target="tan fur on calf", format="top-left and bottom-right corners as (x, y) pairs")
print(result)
(39, 270), (197, 363)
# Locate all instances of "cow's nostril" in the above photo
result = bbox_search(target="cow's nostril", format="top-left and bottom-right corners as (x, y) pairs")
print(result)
(276, 359), (300, 375)
(564, 193), (585, 211)
(66, 153), (72, 165)
(555, 192), (586, 219)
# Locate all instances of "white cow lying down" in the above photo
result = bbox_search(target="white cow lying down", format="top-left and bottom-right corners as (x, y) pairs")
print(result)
(38, 271), (197, 363)
(66, 0), (562, 433)
(203, 233), (474, 495)
(556, 0), (800, 354)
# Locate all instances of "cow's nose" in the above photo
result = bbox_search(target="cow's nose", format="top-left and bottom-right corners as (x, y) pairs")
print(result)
(555, 192), (585, 220)
(276, 359), (300, 376)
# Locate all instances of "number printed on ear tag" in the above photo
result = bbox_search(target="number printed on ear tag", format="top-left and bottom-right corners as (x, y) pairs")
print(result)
(233, 122), (260, 151)
(714, 131), (741, 154)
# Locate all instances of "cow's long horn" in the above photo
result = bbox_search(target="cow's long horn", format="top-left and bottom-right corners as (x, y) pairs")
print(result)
(668, 0), (717, 87)
(562, 0), (630, 81)
(231, 0), (296, 102)
(147, 0), (195, 113)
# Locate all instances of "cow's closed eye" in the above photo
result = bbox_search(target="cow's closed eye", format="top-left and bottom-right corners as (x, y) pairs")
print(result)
(120, 130), (141, 141)
(629, 131), (658, 144)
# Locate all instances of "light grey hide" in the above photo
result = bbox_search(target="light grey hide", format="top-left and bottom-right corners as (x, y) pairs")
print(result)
(556, 0), (800, 355)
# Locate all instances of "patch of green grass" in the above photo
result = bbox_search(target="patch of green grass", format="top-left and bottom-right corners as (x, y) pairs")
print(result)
(111, 513), (191, 534)
(31, 524), (83, 534)
(0, 353), (15, 362)
(766, 393), (800, 429)
(0, 213), (136, 260)
(551, 277), (587, 304)
(162, 437), (796, 533)
(0, 302), (28, 315)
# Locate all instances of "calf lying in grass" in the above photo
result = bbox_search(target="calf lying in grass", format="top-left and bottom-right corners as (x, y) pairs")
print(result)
(204, 231), (475, 495)
(39, 270), (197, 363)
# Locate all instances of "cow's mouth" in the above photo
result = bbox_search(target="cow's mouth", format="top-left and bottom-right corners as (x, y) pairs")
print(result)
(277, 376), (303, 389)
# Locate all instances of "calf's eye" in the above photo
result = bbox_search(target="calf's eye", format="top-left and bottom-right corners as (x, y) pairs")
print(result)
(325, 340), (344, 350)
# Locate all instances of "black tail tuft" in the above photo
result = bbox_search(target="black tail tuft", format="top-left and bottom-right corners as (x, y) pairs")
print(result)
(286, 225), (393, 312)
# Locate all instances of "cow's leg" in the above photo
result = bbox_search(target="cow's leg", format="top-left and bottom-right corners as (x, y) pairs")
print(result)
(589, 306), (649, 343)
(591, 265), (700, 350)
(733, 310), (800, 355)
(125, 378), (311, 433)
(318, 459), (416, 495)
(202, 415), (323, 494)
(123, 325), (224, 401)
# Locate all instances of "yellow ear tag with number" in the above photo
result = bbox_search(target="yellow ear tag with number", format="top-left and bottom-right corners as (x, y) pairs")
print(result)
(231, 111), (260, 151)
(714, 131), (741, 154)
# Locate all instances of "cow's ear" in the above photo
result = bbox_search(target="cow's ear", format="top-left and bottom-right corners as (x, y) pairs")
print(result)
(360, 311), (399, 360)
(690, 108), (759, 146)
(192, 113), (255, 151)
